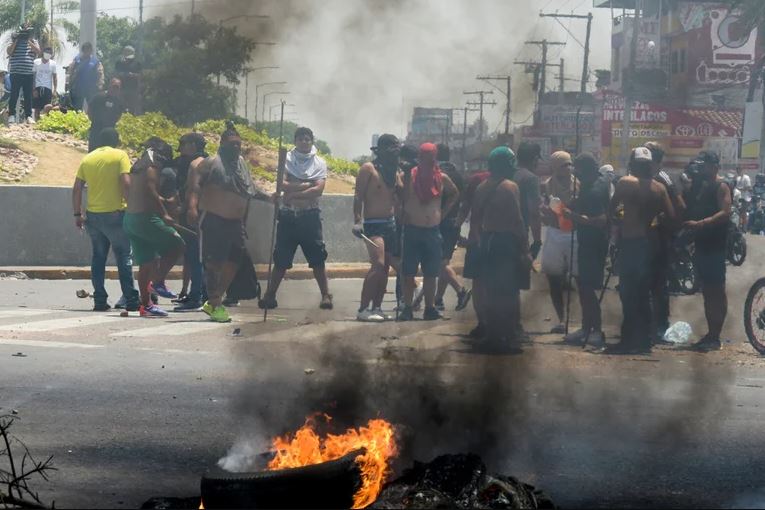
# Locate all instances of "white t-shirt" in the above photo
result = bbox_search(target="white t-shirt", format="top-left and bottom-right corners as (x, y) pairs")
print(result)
(736, 174), (752, 191)
(33, 58), (56, 89)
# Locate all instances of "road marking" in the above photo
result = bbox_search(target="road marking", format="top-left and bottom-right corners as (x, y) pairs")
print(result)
(0, 309), (56, 318)
(0, 315), (123, 332)
(111, 321), (228, 337)
(0, 338), (103, 349)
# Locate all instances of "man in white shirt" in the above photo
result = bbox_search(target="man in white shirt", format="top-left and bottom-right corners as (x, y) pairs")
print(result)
(735, 166), (752, 201)
(32, 46), (56, 120)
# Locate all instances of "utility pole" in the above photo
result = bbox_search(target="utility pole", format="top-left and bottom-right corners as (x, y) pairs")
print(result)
(80, 0), (96, 50)
(50, 0), (53, 40)
(477, 75), (512, 135)
(138, 0), (144, 61)
(461, 106), (480, 171)
(524, 40), (566, 104)
(559, 58), (565, 93)
(463, 90), (495, 141)
(621, 2), (640, 166)
(539, 12), (593, 94)
(20, 0), (25, 23)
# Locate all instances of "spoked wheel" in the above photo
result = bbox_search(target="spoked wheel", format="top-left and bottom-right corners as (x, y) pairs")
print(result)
(744, 277), (765, 355)
(671, 257), (698, 295)
(728, 232), (747, 266)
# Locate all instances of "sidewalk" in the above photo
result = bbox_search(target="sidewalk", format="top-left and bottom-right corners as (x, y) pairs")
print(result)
(0, 263), (465, 280)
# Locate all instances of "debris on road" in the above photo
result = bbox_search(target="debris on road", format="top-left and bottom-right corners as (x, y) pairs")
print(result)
(304, 368), (315, 375)
(11, 352), (26, 357)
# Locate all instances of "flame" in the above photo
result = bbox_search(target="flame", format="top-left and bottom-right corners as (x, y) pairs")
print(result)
(198, 499), (204, 510)
(267, 415), (397, 508)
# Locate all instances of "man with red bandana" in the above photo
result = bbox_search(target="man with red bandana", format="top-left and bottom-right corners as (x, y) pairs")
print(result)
(398, 143), (459, 321)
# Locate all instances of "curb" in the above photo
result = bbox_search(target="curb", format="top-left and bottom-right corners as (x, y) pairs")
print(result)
(0, 264), (465, 281)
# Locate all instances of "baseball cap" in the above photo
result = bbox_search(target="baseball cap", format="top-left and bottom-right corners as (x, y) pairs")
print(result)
(698, 151), (720, 165)
(632, 146), (652, 162)
(372, 133), (399, 152)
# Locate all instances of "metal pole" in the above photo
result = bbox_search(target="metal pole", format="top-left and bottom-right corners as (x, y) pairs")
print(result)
(50, 0), (53, 41)
(560, 58), (565, 93)
(540, 40), (548, 103)
(264, 101), (286, 323)
(462, 106), (468, 170)
(505, 76), (511, 135)
(581, 13), (593, 94)
(138, 0), (144, 61)
(478, 91), (485, 141)
(79, 0), (96, 51)
(20, 0), (26, 23)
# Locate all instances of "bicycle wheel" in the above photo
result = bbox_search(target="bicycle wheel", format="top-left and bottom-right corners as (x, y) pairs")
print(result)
(744, 277), (765, 355)
(728, 232), (747, 266)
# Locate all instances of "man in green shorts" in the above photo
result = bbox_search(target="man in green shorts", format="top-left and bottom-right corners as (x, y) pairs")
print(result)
(123, 137), (185, 317)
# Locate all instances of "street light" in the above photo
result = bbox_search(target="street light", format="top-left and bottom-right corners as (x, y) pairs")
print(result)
(255, 81), (287, 124)
(262, 91), (290, 123)
(243, 67), (279, 121)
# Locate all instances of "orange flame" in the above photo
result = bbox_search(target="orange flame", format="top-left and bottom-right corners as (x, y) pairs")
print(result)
(267, 415), (397, 509)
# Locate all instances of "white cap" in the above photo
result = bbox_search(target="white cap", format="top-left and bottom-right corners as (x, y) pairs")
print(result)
(599, 164), (614, 174)
(632, 147), (652, 162)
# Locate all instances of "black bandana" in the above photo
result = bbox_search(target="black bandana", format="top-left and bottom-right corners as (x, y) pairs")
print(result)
(374, 159), (397, 188)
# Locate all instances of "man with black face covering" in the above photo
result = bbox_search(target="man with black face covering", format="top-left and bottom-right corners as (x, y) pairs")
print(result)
(187, 122), (270, 323)
(562, 153), (610, 349)
(353, 134), (402, 322)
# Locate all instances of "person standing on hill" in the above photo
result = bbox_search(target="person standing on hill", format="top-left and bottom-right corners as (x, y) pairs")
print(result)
(32, 46), (56, 121)
(115, 45), (142, 115)
(7, 23), (40, 123)
(87, 78), (125, 153)
(68, 42), (103, 111)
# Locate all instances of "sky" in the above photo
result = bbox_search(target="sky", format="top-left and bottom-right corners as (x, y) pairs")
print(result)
(5, 0), (616, 158)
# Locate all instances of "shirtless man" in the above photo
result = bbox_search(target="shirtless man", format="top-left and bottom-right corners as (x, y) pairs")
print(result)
(187, 122), (270, 323)
(471, 146), (529, 353)
(607, 147), (675, 354)
(399, 142), (458, 321)
(540, 151), (579, 335)
(353, 134), (401, 322)
(122, 137), (185, 317)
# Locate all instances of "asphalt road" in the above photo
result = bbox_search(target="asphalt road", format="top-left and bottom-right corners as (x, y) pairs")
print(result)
(2, 239), (765, 509)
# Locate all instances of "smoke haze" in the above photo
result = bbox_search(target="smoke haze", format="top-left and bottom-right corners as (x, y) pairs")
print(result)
(153, 0), (612, 158)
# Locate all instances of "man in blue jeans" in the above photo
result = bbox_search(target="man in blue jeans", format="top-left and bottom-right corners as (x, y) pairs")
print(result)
(72, 128), (139, 311)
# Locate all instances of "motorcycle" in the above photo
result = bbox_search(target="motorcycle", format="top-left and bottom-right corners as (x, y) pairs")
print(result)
(727, 205), (747, 266)
(667, 229), (697, 296)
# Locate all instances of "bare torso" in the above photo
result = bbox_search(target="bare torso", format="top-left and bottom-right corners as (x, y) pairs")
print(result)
(126, 170), (157, 214)
(614, 176), (671, 239)
(402, 174), (443, 228)
(357, 162), (399, 220)
(199, 184), (249, 220)
(474, 178), (524, 238)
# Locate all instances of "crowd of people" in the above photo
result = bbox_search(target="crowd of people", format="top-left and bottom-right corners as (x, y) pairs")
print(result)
(3, 23), (141, 126)
(71, 118), (731, 353)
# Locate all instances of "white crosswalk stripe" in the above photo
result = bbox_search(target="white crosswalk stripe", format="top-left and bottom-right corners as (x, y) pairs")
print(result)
(111, 321), (228, 337)
(0, 315), (124, 332)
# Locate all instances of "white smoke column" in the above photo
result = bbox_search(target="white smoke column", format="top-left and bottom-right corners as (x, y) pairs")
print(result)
(217, 435), (268, 473)
(157, 0), (611, 156)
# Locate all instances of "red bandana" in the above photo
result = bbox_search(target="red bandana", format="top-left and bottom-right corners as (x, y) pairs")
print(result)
(411, 143), (442, 202)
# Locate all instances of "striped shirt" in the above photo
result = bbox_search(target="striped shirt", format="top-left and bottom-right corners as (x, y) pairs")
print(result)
(9, 38), (35, 75)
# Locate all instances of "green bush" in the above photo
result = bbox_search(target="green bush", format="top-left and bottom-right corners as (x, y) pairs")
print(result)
(116, 112), (184, 154)
(35, 110), (91, 139)
(324, 154), (358, 176)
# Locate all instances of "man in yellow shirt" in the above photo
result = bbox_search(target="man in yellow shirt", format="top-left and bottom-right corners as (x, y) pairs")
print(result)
(72, 128), (139, 311)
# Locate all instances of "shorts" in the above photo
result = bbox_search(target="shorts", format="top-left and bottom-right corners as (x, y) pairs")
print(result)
(440, 222), (461, 261)
(33, 87), (52, 110)
(694, 249), (726, 287)
(274, 208), (328, 270)
(123, 212), (184, 266)
(463, 243), (482, 279)
(402, 225), (442, 278)
(363, 218), (399, 258)
(577, 236), (608, 290)
(541, 227), (577, 277)
(480, 231), (520, 297)
(199, 211), (246, 265)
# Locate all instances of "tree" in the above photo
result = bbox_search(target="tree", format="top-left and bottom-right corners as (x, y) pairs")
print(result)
(0, 0), (77, 55)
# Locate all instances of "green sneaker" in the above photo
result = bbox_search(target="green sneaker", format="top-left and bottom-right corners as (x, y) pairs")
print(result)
(209, 305), (231, 323)
(202, 301), (214, 317)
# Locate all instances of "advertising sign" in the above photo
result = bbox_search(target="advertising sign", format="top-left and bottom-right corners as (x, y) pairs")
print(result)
(540, 106), (595, 137)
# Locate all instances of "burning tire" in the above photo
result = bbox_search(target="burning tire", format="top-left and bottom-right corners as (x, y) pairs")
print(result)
(200, 449), (363, 509)
(744, 277), (765, 355)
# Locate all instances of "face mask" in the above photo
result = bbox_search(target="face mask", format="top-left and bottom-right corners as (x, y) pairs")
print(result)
(43, 52), (51, 59)
(219, 145), (240, 161)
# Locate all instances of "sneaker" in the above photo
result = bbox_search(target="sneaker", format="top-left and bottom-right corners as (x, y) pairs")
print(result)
(7, 115), (15, 124)
(151, 282), (178, 300)
(93, 303), (111, 312)
(563, 328), (587, 345)
(585, 330), (606, 349)
(209, 305), (232, 323)
(397, 306), (414, 322)
(357, 309), (384, 323)
(222, 296), (240, 307)
(172, 292), (189, 304)
(319, 294), (333, 310)
(434, 298), (445, 311)
(173, 300), (202, 312)
(423, 307), (443, 321)
(468, 323), (485, 339)
(114, 295), (127, 310)
(201, 301), (214, 317)
(373, 307), (393, 321)
(412, 284), (425, 311)
(139, 304), (169, 317)
(550, 323), (565, 334)
(258, 295), (278, 310)
(26, 116), (35, 124)
(690, 337), (722, 352)
(455, 287), (472, 311)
